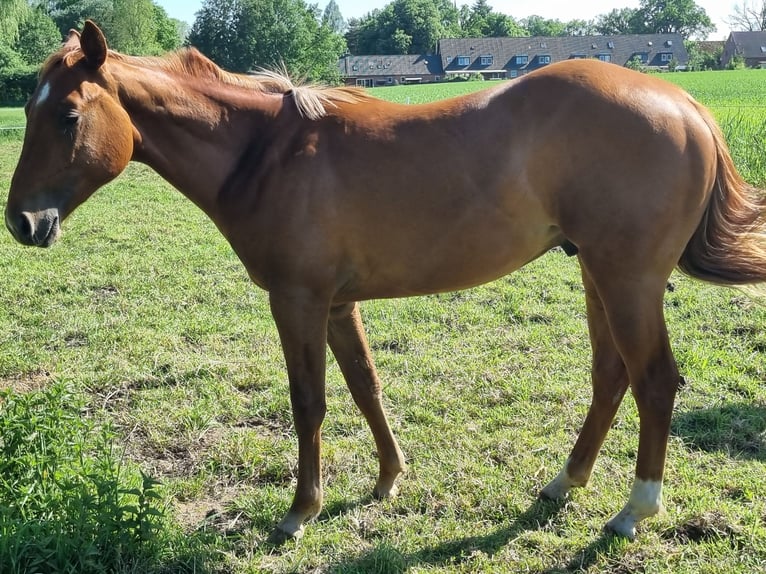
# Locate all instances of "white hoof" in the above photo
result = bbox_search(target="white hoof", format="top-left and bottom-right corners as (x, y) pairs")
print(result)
(606, 478), (663, 540)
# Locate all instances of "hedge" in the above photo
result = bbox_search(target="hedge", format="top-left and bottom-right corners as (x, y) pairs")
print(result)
(0, 67), (38, 106)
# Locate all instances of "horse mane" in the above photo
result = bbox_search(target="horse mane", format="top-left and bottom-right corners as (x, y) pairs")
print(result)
(48, 46), (372, 121)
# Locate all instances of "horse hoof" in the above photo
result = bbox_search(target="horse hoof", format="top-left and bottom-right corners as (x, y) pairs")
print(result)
(373, 482), (399, 499)
(605, 513), (638, 541)
(539, 482), (569, 501)
(267, 524), (304, 545)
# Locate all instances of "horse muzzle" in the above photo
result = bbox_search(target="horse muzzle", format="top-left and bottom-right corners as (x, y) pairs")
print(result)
(5, 207), (61, 248)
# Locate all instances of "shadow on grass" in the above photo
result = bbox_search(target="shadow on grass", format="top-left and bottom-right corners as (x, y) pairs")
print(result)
(327, 497), (623, 573)
(672, 402), (766, 461)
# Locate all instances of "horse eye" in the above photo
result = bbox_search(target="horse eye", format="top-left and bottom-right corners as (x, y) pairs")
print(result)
(60, 111), (79, 131)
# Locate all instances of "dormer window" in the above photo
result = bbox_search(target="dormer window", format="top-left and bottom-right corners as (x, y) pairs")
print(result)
(480, 54), (493, 66)
(457, 55), (470, 66)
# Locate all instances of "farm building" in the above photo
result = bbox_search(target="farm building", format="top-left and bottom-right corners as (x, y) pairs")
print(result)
(339, 33), (689, 86)
(721, 31), (766, 68)
(337, 54), (444, 87)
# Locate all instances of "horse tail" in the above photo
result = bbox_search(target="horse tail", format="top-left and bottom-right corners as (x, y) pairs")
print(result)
(677, 102), (766, 286)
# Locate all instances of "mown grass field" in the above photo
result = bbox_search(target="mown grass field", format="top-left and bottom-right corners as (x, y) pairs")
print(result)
(0, 68), (765, 573)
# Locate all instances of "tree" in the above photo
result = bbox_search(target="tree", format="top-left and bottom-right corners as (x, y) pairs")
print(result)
(595, 8), (638, 35)
(153, 4), (184, 52)
(108, 0), (158, 55)
(39, 0), (112, 38)
(629, 0), (715, 38)
(728, 1), (766, 31)
(322, 0), (344, 34)
(14, 7), (61, 65)
(564, 19), (597, 36)
(685, 39), (722, 69)
(522, 15), (567, 36)
(0, 0), (30, 44)
(461, 0), (524, 37)
(188, 0), (346, 82)
(349, 0), (462, 54)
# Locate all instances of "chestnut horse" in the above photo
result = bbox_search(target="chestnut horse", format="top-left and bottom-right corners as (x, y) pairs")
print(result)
(6, 21), (766, 542)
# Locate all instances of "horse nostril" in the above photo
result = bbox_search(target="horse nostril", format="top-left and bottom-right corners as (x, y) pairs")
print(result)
(6, 211), (35, 243)
(18, 212), (33, 241)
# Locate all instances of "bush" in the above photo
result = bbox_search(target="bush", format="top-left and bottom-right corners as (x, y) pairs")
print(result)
(0, 65), (38, 106)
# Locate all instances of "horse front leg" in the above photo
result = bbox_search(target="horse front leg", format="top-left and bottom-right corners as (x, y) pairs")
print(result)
(327, 302), (406, 498)
(268, 291), (331, 542)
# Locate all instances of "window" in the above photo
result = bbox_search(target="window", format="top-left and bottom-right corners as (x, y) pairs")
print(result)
(597, 54), (611, 62)
(633, 52), (648, 63)
(539, 55), (551, 64)
(515, 54), (528, 65)
(760, 46), (766, 53)
(607, 41), (615, 49)
(352, 65), (358, 71)
(665, 39), (673, 47)
(660, 52), (673, 62)
(457, 55), (470, 66)
(480, 55), (493, 66)
(510, 70), (519, 78)
(570, 53), (586, 59)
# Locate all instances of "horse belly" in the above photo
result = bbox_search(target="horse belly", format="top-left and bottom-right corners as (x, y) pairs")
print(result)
(340, 207), (561, 300)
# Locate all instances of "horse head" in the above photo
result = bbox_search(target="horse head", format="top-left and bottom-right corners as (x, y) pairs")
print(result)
(5, 20), (135, 247)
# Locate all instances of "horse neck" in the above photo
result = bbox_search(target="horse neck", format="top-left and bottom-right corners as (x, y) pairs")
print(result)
(113, 60), (282, 219)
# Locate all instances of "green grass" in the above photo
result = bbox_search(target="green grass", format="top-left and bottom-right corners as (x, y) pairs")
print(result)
(1, 70), (766, 572)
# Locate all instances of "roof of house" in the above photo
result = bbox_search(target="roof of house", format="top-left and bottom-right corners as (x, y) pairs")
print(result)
(438, 34), (688, 71)
(338, 34), (690, 79)
(726, 30), (766, 58)
(338, 54), (442, 78)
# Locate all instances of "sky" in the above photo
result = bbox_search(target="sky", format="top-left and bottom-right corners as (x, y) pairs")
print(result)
(156, 0), (735, 41)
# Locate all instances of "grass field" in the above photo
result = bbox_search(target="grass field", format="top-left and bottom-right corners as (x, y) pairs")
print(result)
(1, 68), (766, 573)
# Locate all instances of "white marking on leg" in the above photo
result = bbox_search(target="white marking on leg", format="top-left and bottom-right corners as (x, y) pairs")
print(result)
(35, 82), (51, 108)
(607, 478), (663, 539)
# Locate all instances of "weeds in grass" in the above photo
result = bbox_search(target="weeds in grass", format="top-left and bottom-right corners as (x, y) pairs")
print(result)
(0, 383), (165, 573)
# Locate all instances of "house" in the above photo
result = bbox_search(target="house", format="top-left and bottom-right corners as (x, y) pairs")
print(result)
(338, 34), (689, 85)
(338, 54), (443, 87)
(440, 34), (688, 79)
(721, 31), (766, 68)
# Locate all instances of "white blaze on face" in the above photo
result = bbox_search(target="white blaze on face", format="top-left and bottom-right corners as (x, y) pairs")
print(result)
(35, 82), (51, 108)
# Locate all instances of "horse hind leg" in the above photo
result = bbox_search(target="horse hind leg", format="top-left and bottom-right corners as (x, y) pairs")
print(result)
(541, 264), (630, 500)
(579, 256), (681, 539)
(327, 303), (406, 498)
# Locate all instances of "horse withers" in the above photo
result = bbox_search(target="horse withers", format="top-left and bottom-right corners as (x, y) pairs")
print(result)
(6, 21), (766, 542)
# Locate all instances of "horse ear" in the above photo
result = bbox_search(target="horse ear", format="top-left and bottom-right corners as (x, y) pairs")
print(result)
(64, 29), (80, 51)
(80, 20), (108, 69)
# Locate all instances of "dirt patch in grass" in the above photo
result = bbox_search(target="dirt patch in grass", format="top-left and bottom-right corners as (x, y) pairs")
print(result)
(175, 486), (250, 535)
(0, 369), (51, 394)
(662, 511), (744, 547)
